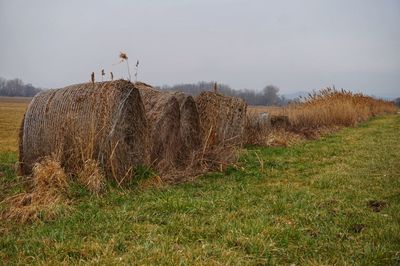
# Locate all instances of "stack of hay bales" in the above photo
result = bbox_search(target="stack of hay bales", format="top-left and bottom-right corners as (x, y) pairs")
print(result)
(135, 83), (201, 169)
(195, 91), (247, 146)
(19, 80), (149, 183)
(19, 80), (248, 184)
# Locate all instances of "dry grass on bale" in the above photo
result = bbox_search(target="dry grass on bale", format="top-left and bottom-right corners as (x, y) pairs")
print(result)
(194, 92), (247, 173)
(136, 83), (202, 175)
(172, 91), (202, 156)
(19, 80), (149, 185)
(77, 159), (105, 194)
(66, 118), (106, 193)
(165, 91), (247, 180)
(195, 91), (247, 146)
(136, 83), (183, 172)
(1, 157), (69, 223)
(136, 86), (246, 183)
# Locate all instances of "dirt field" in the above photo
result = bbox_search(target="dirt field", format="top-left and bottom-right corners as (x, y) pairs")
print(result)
(0, 97), (31, 152)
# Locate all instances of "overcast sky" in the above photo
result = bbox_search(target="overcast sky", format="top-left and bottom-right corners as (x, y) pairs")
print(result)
(0, 0), (399, 97)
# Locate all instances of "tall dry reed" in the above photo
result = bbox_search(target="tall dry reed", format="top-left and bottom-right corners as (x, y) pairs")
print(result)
(245, 88), (397, 146)
(288, 88), (397, 130)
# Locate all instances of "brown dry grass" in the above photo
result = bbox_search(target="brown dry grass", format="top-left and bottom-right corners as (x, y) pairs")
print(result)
(246, 88), (397, 146)
(1, 157), (70, 223)
(159, 141), (240, 184)
(65, 117), (106, 193)
(288, 88), (397, 131)
(77, 159), (105, 194)
(245, 111), (301, 147)
(196, 91), (247, 146)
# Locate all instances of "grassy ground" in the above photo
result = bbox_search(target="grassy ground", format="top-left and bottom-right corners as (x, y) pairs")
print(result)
(0, 104), (399, 264)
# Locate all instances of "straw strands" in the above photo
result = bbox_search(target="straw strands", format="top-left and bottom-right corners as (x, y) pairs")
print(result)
(136, 83), (202, 171)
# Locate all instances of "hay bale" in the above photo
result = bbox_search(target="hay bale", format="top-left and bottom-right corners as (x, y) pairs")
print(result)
(195, 91), (247, 145)
(136, 83), (202, 168)
(19, 80), (149, 183)
(136, 83), (182, 168)
(172, 92), (202, 154)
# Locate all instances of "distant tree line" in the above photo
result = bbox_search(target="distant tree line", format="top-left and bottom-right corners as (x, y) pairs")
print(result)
(0, 77), (42, 97)
(159, 81), (288, 106)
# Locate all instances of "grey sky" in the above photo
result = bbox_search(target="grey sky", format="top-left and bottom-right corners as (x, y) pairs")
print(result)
(0, 0), (399, 97)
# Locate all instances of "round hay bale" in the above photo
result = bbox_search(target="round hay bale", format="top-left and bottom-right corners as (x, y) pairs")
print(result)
(19, 80), (149, 184)
(172, 92), (202, 154)
(195, 91), (247, 145)
(136, 83), (182, 168)
(136, 83), (202, 168)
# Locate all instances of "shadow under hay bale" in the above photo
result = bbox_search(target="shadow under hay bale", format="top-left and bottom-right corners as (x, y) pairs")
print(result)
(195, 91), (247, 146)
(136, 83), (201, 170)
(19, 80), (149, 184)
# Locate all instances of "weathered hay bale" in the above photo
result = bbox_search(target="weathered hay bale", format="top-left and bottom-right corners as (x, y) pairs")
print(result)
(19, 80), (149, 183)
(136, 83), (182, 168)
(195, 91), (247, 145)
(172, 92), (202, 154)
(136, 83), (202, 168)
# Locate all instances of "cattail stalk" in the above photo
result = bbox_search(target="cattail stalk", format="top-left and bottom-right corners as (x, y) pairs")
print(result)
(135, 60), (139, 83)
(119, 52), (131, 81)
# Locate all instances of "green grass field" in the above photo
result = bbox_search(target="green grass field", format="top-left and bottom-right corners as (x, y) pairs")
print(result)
(1, 111), (399, 264)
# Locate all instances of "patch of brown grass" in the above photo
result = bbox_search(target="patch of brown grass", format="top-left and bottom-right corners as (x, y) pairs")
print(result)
(138, 175), (164, 189)
(245, 88), (397, 147)
(288, 88), (397, 130)
(1, 157), (70, 223)
(244, 112), (301, 147)
(77, 159), (105, 194)
(157, 121), (242, 184)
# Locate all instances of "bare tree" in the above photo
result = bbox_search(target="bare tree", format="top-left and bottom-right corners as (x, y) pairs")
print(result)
(0, 77), (42, 97)
(159, 81), (287, 106)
